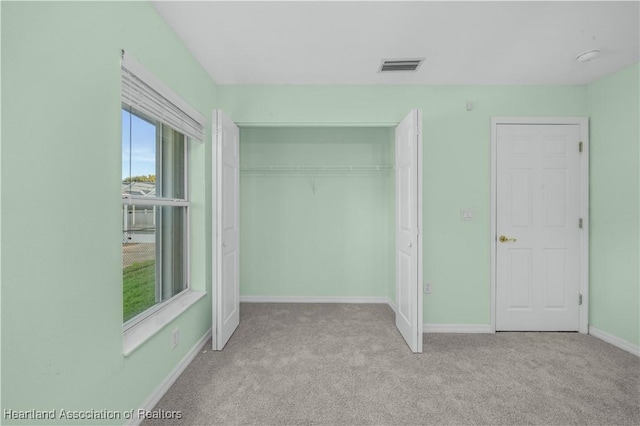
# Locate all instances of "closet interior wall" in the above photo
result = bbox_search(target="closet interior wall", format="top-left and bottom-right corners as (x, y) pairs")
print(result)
(239, 127), (396, 302)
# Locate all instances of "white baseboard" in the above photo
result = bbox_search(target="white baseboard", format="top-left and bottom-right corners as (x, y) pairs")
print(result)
(423, 323), (493, 334)
(240, 295), (390, 304)
(240, 297), (495, 336)
(125, 328), (212, 426)
(589, 326), (639, 357)
(387, 298), (397, 314)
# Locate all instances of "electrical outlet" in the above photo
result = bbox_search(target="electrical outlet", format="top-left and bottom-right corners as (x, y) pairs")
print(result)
(424, 282), (432, 294)
(171, 327), (180, 349)
(460, 208), (473, 221)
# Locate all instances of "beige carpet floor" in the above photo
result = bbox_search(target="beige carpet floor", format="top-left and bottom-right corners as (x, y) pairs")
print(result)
(145, 303), (640, 425)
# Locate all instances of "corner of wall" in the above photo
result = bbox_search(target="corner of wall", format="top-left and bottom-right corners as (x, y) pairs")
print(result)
(586, 62), (640, 348)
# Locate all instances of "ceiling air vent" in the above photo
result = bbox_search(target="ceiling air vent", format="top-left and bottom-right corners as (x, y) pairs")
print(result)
(379, 58), (424, 72)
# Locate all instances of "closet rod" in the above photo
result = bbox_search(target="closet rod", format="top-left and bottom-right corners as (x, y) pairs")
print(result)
(240, 165), (394, 172)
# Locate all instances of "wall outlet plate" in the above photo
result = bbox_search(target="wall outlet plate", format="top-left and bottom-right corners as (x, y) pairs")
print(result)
(424, 282), (432, 294)
(460, 208), (473, 221)
(171, 327), (180, 349)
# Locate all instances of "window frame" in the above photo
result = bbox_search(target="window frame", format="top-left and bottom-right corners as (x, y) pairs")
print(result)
(122, 106), (191, 332)
(120, 52), (206, 356)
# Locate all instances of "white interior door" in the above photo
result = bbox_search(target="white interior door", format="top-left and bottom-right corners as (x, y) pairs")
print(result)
(395, 109), (423, 353)
(214, 110), (240, 350)
(496, 124), (582, 331)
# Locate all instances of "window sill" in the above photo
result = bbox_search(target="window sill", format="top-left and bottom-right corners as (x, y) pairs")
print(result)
(123, 290), (206, 357)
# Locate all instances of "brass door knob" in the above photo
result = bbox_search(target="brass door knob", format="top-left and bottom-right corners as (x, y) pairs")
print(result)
(499, 235), (517, 243)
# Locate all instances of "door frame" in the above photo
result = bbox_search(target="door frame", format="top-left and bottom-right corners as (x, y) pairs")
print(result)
(211, 115), (424, 351)
(490, 117), (589, 334)
(416, 112), (424, 352)
(211, 110), (218, 348)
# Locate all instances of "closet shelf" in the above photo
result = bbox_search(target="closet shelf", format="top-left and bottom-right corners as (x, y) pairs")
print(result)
(240, 165), (394, 175)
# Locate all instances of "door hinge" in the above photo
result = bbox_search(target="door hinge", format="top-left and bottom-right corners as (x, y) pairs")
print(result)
(579, 218), (583, 229)
(579, 141), (583, 153)
(578, 293), (583, 306)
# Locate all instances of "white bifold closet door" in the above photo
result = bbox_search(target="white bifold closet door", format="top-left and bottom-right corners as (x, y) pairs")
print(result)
(395, 110), (424, 353)
(212, 109), (424, 353)
(213, 110), (240, 350)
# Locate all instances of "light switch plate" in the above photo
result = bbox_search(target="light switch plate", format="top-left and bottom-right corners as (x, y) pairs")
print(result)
(460, 208), (473, 221)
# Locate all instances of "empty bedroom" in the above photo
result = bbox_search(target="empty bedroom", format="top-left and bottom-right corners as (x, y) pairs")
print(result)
(1, 1), (638, 425)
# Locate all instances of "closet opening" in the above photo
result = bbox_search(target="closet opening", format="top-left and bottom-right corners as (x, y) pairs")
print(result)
(239, 126), (396, 307)
(213, 110), (423, 353)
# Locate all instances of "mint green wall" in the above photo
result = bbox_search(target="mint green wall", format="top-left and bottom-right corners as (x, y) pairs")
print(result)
(2, 4), (636, 424)
(219, 86), (588, 324)
(588, 63), (640, 346)
(239, 127), (395, 300)
(2, 2), (216, 423)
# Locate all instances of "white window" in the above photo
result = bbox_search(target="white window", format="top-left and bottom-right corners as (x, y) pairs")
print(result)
(120, 52), (205, 345)
(122, 106), (189, 326)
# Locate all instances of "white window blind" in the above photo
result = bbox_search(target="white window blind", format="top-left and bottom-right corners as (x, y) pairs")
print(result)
(121, 51), (205, 142)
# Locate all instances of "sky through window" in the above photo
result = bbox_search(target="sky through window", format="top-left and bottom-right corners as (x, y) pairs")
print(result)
(122, 109), (156, 180)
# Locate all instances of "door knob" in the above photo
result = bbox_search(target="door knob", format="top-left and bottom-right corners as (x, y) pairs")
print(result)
(408, 242), (413, 248)
(499, 235), (517, 243)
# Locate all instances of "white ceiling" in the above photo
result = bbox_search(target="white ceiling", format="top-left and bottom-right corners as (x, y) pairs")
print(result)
(152, 1), (640, 85)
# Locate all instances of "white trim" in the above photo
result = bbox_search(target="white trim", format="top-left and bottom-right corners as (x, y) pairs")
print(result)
(416, 109), (424, 353)
(424, 323), (493, 334)
(211, 110), (218, 350)
(240, 296), (391, 304)
(577, 120), (590, 334)
(125, 328), (212, 426)
(589, 326), (640, 357)
(214, 109), (222, 350)
(123, 291), (206, 356)
(490, 116), (589, 334)
(490, 120), (498, 333)
(122, 196), (189, 207)
(387, 298), (398, 314)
